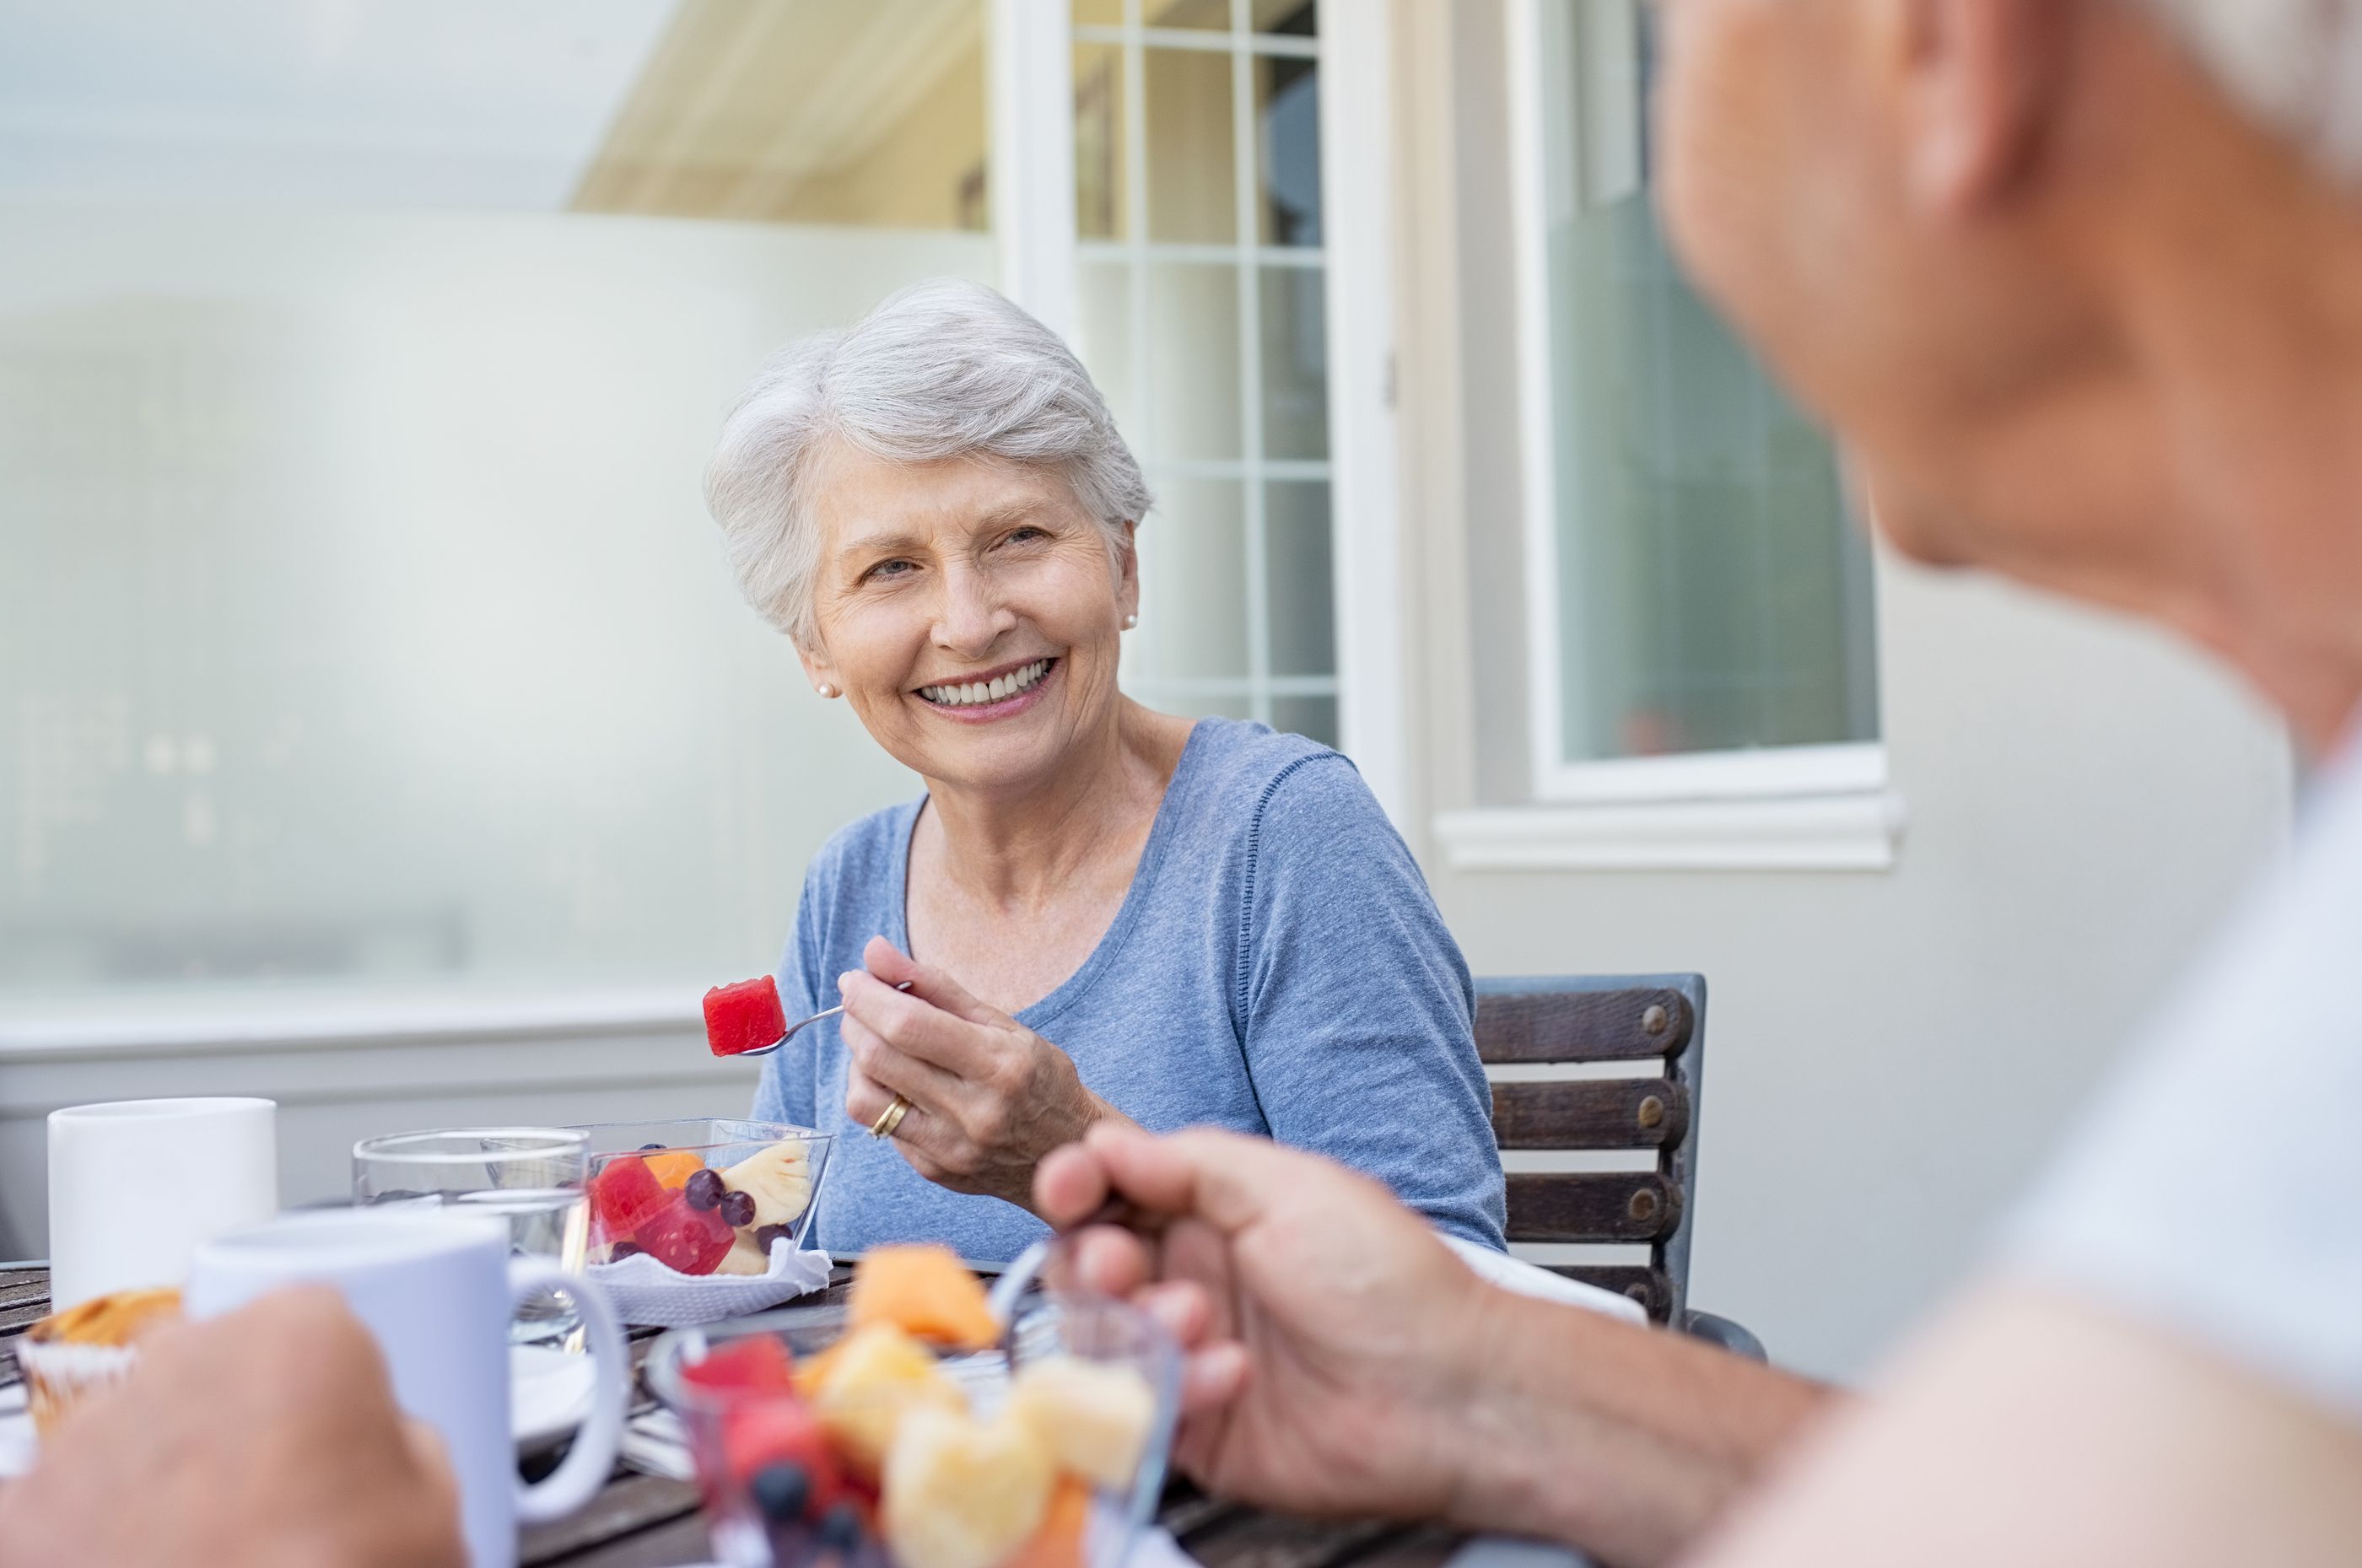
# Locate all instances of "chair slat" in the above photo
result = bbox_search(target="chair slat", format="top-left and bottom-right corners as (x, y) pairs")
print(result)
(1505, 1172), (1683, 1242)
(1490, 1078), (1691, 1150)
(1540, 1264), (1673, 1323)
(1475, 989), (1694, 1064)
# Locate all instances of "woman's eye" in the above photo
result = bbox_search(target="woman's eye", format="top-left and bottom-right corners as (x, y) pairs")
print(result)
(863, 559), (915, 582)
(1004, 526), (1049, 546)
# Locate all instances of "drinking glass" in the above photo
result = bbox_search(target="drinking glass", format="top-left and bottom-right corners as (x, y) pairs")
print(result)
(353, 1126), (590, 1346)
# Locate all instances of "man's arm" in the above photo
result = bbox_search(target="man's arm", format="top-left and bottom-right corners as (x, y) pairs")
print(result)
(1448, 1290), (1833, 1567)
(1687, 1279), (2362, 1568)
(1040, 1124), (1836, 1568)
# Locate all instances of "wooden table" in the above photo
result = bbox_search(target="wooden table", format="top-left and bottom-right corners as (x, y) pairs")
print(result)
(3, 1264), (1465, 1568)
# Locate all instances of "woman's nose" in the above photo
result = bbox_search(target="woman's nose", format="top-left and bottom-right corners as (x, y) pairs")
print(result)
(930, 568), (1015, 655)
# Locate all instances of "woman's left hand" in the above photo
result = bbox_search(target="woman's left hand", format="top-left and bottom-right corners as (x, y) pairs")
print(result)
(837, 935), (1136, 1209)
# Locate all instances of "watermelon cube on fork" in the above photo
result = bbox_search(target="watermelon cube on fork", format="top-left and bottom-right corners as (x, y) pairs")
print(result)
(704, 976), (788, 1058)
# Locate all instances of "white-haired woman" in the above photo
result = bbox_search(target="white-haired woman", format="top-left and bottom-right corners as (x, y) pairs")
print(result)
(706, 278), (1505, 1264)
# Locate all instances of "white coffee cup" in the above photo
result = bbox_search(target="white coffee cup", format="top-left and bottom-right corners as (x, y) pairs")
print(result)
(188, 1208), (629, 1568)
(47, 1097), (278, 1311)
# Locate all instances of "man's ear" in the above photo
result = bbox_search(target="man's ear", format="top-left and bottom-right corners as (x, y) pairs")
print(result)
(1896, 0), (2071, 214)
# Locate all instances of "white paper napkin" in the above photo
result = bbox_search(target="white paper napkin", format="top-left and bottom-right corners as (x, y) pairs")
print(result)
(589, 1241), (832, 1327)
(1441, 1235), (1649, 1326)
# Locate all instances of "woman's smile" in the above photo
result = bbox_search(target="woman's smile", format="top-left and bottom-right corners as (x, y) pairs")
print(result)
(912, 655), (1061, 722)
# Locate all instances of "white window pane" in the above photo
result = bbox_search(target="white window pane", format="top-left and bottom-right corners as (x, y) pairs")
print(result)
(1254, 48), (1322, 245)
(1146, 262), (1243, 461)
(1260, 267), (1328, 460)
(1131, 477), (1250, 682)
(1144, 46), (1237, 243)
(1265, 481), (1335, 677)
(1540, 0), (1878, 765)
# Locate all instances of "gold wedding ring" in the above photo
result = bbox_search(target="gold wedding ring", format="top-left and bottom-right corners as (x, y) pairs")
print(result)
(870, 1094), (912, 1140)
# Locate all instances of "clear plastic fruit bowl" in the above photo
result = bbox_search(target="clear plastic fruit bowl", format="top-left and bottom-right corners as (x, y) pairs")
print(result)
(647, 1296), (1182, 1568)
(572, 1119), (834, 1275)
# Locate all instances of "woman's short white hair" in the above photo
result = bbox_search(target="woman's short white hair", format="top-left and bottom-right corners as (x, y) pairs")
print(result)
(704, 278), (1153, 647)
(2138, 0), (2362, 176)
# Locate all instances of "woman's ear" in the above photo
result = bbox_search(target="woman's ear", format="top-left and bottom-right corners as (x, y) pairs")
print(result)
(1115, 520), (1141, 627)
(795, 638), (844, 699)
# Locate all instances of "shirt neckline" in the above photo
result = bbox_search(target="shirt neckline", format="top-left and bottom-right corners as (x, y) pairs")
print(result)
(888, 718), (1214, 1032)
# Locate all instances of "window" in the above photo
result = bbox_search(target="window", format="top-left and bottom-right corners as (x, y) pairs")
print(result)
(0, 2), (994, 1003)
(1067, 0), (1338, 745)
(1514, 0), (1881, 805)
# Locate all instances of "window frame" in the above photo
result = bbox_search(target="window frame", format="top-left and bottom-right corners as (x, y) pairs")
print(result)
(1006, 0), (1407, 819)
(1499, 0), (1896, 837)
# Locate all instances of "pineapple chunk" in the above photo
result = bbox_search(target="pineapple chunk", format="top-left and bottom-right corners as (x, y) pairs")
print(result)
(806, 1322), (963, 1476)
(720, 1140), (813, 1229)
(882, 1404), (1056, 1568)
(1007, 1356), (1157, 1490)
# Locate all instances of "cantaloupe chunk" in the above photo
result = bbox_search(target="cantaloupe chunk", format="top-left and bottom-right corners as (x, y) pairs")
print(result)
(848, 1243), (998, 1350)
(642, 1150), (706, 1188)
(1010, 1476), (1092, 1568)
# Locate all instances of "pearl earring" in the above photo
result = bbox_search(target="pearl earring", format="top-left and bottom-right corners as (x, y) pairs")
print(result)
(1121, 613), (1138, 630)
(817, 683), (839, 698)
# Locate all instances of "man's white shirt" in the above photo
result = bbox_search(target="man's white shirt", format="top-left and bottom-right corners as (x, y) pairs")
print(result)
(2010, 729), (2362, 1417)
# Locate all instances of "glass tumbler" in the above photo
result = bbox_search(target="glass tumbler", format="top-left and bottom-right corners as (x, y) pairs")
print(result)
(353, 1126), (590, 1346)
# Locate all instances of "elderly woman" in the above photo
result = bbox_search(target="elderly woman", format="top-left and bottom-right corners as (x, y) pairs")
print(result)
(704, 278), (1503, 1263)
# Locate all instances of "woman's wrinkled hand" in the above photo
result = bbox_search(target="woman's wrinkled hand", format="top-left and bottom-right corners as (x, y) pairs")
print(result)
(839, 935), (1136, 1209)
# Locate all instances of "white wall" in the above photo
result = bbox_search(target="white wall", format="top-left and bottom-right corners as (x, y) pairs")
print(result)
(1429, 558), (2291, 1378)
(1399, 0), (2295, 1381)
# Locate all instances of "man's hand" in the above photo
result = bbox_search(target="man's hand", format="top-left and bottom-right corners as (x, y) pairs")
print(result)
(841, 935), (1138, 1209)
(1037, 1124), (1835, 1568)
(0, 1286), (466, 1568)
(1036, 1123), (1517, 1520)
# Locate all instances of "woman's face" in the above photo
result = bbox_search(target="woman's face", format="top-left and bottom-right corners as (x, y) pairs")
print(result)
(799, 441), (1139, 795)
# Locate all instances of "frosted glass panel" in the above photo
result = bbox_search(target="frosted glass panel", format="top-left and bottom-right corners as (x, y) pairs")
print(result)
(0, 1), (1000, 1007)
(0, 211), (984, 1001)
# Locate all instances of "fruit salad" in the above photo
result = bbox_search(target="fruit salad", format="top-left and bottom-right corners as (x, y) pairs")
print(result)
(590, 1135), (817, 1276)
(651, 1246), (1173, 1568)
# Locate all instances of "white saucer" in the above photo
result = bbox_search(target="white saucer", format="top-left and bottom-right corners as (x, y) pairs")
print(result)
(510, 1343), (597, 1454)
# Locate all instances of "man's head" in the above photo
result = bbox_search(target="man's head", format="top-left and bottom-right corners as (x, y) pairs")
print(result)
(1655, 0), (2362, 736)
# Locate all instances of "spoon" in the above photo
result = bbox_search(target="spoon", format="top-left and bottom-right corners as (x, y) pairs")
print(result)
(736, 980), (914, 1059)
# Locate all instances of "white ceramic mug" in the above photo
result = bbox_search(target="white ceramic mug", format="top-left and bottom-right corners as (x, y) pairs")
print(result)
(47, 1097), (278, 1311)
(188, 1209), (629, 1568)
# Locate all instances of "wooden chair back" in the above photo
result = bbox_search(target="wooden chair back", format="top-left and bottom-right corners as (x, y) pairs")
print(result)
(1476, 974), (1707, 1325)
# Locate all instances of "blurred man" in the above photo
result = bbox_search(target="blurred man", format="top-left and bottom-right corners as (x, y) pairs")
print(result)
(0, 1289), (465, 1568)
(1039, 1), (2362, 1564)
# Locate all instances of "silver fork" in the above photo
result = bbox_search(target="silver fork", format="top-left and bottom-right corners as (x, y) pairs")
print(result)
(736, 980), (913, 1058)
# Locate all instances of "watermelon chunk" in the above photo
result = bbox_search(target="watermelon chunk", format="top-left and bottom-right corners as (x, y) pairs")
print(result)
(721, 1398), (844, 1510)
(638, 1193), (735, 1275)
(589, 1154), (671, 1247)
(705, 976), (787, 1057)
(682, 1334), (798, 1400)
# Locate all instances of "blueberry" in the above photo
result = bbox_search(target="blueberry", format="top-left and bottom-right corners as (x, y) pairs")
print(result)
(755, 1223), (790, 1252)
(684, 1168), (725, 1210)
(639, 1142), (666, 1151)
(817, 1501), (863, 1553)
(721, 1189), (757, 1229)
(750, 1460), (811, 1522)
(608, 1242), (642, 1261)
